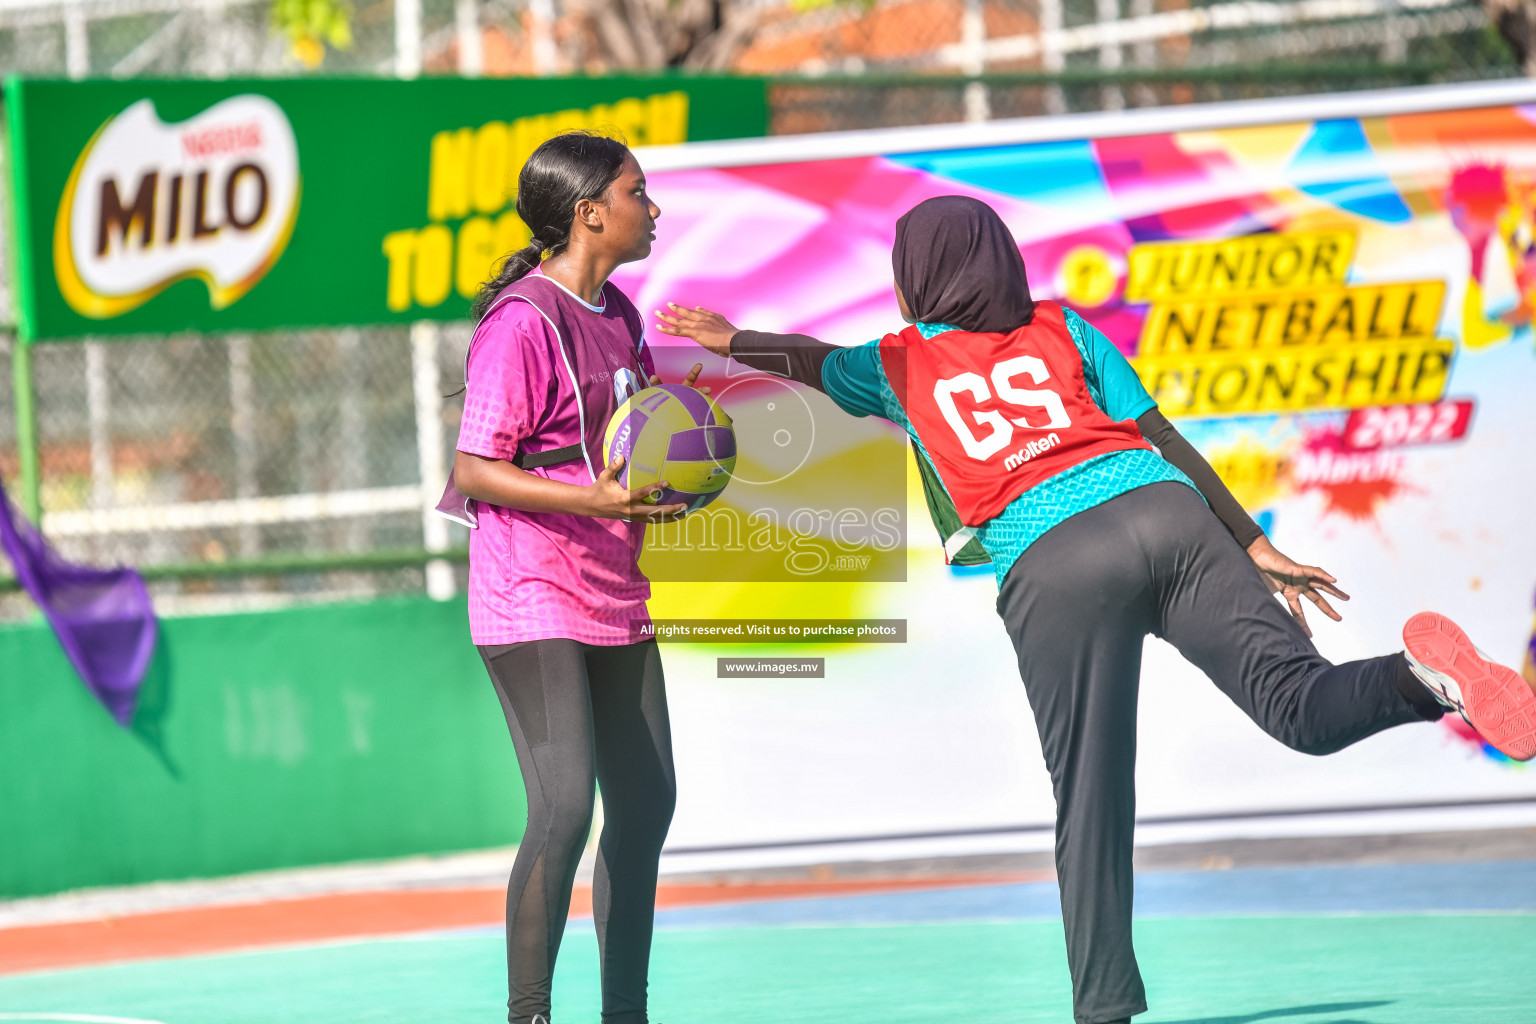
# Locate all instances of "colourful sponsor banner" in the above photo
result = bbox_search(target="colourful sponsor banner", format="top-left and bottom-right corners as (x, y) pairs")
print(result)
(618, 89), (1536, 853)
(2, 75), (768, 341)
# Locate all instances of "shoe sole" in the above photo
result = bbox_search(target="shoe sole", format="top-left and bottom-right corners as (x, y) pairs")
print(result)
(1403, 612), (1536, 761)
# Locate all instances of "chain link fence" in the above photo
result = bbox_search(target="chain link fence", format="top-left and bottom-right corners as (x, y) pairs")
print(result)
(0, 0), (1523, 617)
(0, 324), (472, 619)
(769, 55), (1517, 132)
(0, 0), (1519, 89)
(759, 0), (1517, 131)
(0, 0), (441, 76)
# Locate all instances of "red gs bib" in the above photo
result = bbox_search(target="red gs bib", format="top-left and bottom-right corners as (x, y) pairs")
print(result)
(879, 302), (1153, 528)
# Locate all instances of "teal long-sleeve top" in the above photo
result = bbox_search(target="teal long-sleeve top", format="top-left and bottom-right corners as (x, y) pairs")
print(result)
(737, 308), (1199, 588)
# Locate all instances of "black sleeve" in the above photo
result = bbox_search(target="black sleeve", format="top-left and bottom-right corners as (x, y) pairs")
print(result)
(1136, 408), (1264, 550)
(729, 330), (835, 393)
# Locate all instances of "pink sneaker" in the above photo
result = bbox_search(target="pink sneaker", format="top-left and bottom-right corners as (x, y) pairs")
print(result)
(1403, 612), (1536, 761)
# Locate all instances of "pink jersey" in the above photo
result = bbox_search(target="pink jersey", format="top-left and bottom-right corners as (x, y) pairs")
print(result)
(456, 270), (656, 645)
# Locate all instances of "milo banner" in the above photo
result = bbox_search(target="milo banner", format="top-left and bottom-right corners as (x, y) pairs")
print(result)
(1, 75), (768, 341)
(621, 84), (1536, 858)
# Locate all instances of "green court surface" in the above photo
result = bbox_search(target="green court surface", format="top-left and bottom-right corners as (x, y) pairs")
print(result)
(0, 913), (1529, 1024)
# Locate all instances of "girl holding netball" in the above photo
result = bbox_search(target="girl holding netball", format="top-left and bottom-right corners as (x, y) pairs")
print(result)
(449, 132), (699, 1024)
(656, 195), (1536, 1024)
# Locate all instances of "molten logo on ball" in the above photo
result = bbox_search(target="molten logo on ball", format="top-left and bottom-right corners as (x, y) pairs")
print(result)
(604, 384), (736, 512)
(53, 95), (301, 319)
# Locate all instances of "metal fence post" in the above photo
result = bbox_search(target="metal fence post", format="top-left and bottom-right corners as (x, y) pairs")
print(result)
(1096, 0), (1124, 111)
(11, 335), (41, 525)
(336, 328), (368, 554)
(1130, 0), (1156, 107)
(228, 333), (260, 560)
(395, 0), (422, 78)
(1039, 0), (1065, 115)
(454, 0), (482, 76)
(85, 340), (112, 514)
(528, 0), (558, 74)
(411, 321), (454, 600)
(62, 0), (90, 78)
(961, 0), (989, 123)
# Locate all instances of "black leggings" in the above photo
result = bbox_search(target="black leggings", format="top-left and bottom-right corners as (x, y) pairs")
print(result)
(996, 482), (1424, 1024)
(479, 639), (676, 1024)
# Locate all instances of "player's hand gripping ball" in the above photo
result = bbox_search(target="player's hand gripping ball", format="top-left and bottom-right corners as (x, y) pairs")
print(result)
(604, 384), (736, 512)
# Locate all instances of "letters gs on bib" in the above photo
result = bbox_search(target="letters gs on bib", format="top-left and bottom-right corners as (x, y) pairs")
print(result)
(934, 356), (1073, 466)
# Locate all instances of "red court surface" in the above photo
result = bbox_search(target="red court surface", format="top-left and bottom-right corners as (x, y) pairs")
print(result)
(0, 873), (1042, 976)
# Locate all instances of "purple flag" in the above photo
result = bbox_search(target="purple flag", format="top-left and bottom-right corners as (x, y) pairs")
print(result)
(0, 476), (158, 726)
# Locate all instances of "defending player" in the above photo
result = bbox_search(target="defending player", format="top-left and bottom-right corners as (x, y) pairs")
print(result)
(447, 132), (699, 1024)
(655, 195), (1536, 1024)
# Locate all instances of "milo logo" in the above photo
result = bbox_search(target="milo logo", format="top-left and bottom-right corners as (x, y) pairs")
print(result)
(53, 95), (300, 318)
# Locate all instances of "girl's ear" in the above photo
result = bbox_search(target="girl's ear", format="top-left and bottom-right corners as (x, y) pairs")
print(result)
(572, 196), (604, 231)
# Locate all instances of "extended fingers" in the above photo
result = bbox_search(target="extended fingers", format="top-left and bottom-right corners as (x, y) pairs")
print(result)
(622, 480), (669, 506)
(1279, 565), (1349, 601)
(1268, 567), (1348, 601)
(653, 305), (691, 328)
(1295, 563), (1345, 593)
(650, 506), (690, 521)
(1301, 565), (1338, 584)
(653, 307), (711, 340)
(626, 503), (688, 521)
(652, 312), (687, 336)
(1286, 593), (1313, 637)
(1309, 579), (1350, 601)
(1303, 588), (1344, 622)
(658, 302), (708, 324)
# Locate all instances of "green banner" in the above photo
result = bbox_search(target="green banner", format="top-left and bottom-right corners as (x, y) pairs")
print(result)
(2, 75), (768, 342)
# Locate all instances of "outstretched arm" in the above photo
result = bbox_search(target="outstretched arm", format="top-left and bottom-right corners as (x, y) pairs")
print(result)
(1136, 408), (1348, 636)
(654, 303), (836, 393)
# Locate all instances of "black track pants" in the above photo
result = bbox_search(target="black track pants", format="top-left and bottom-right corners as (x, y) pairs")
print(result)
(479, 638), (676, 1024)
(995, 482), (1421, 1024)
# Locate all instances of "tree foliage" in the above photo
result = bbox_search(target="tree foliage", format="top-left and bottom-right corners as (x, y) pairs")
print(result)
(561, 0), (761, 69)
(271, 0), (355, 67)
(1484, 0), (1536, 73)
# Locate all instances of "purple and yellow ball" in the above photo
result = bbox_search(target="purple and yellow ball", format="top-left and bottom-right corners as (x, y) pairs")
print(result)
(604, 384), (736, 511)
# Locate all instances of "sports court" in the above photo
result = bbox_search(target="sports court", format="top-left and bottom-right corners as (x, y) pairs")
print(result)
(2, 832), (1531, 1024)
(7, 6), (1536, 1024)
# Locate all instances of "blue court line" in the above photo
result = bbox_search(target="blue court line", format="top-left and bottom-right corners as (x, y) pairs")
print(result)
(652, 859), (1536, 930)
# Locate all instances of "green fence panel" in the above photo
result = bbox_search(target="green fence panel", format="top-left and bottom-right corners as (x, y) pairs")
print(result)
(0, 595), (520, 897)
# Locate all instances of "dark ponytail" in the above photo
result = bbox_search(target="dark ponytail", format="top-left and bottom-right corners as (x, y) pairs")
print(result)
(470, 131), (632, 321)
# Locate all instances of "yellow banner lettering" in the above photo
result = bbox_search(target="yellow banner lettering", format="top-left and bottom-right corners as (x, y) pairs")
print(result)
(1139, 281), (1445, 356)
(471, 122), (510, 215)
(455, 216), (496, 299)
(427, 128), (472, 221)
(1125, 230), (1357, 302)
(1133, 338), (1454, 416)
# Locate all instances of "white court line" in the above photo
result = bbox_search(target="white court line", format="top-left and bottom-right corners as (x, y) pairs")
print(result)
(0, 1015), (170, 1024)
(0, 848), (520, 930)
(658, 800), (1536, 874)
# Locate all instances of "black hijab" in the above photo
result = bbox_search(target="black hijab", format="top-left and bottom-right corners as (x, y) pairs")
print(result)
(892, 196), (1035, 334)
